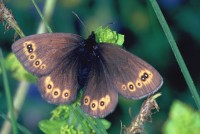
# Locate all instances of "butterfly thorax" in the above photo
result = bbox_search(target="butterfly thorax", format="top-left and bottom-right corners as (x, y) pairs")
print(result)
(77, 32), (101, 87)
(84, 32), (99, 54)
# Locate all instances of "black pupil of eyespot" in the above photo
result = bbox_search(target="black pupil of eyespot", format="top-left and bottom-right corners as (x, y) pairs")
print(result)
(85, 98), (88, 103)
(129, 84), (133, 89)
(41, 65), (45, 69)
(30, 55), (34, 59)
(28, 48), (33, 53)
(92, 103), (95, 108)
(144, 73), (148, 78)
(65, 93), (68, 97)
(47, 84), (51, 89)
(27, 44), (32, 48)
(35, 61), (39, 65)
(54, 91), (58, 95)
(100, 101), (104, 106)
(141, 76), (146, 81)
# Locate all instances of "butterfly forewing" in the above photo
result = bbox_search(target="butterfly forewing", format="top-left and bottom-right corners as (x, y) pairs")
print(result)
(99, 44), (163, 99)
(12, 33), (83, 76)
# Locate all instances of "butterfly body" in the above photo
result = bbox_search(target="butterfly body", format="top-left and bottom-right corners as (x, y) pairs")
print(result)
(12, 32), (163, 118)
(75, 32), (102, 87)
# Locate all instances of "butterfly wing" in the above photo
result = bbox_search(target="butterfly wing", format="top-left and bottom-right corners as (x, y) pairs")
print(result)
(81, 57), (118, 118)
(99, 44), (163, 99)
(38, 55), (80, 104)
(12, 33), (82, 76)
(12, 33), (84, 104)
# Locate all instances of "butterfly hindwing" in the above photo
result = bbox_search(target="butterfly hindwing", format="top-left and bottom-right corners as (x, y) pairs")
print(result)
(38, 57), (80, 104)
(12, 33), (83, 76)
(81, 58), (118, 118)
(99, 44), (163, 99)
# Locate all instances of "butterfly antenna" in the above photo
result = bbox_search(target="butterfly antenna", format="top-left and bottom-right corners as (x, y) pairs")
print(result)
(102, 22), (115, 28)
(72, 11), (90, 34)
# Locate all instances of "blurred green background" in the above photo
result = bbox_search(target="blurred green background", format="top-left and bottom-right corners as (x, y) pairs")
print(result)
(1, 0), (200, 134)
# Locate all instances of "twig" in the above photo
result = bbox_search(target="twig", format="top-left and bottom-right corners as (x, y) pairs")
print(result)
(122, 93), (161, 134)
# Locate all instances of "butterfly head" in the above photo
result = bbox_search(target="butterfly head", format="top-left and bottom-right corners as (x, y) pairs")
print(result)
(84, 32), (96, 46)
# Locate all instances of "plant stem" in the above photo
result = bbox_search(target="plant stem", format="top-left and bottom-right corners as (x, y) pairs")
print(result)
(36, 0), (56, 33)
(0, 49), (18, 134)
(0, 81), (29, 134)
(0, 1), (25, 37)
(149, 0), (200, 110)
(0, 112), (32, 134)
(32, 0), (55, 33)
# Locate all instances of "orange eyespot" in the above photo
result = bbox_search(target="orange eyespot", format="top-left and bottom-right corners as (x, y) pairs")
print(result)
(28, 53), (36, 61)
(40, 64), (46, 70)
(62, 89), (70, 99)
(90, 100), (98, 111)
(52, 88), (61, 98)
(99, 97), (106, 110)
(127, 82), (136, 92)
(138, 70), (154, 86)
(23, 41), (36, 55)
(84, 96), (90, 105)
(105, 95), (111, 106)
(33, 59), (42, 67)
(45, 76), (54, 93)
(135, 80), (143, 88)
(121, 84), (127, 90)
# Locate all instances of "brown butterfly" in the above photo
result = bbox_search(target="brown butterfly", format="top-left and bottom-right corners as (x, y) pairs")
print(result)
(12, 32), (163, 118)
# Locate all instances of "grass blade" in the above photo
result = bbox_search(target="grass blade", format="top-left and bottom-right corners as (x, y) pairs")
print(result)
(31, 0), (54, 33)
(76, 106), (106, 134)
(0, 49), (18, 134)
(0, 112), (32, 134)
(149, 0), (200, 110)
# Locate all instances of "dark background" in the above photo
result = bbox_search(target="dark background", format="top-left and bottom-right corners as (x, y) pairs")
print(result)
(1, 0), (200, 133)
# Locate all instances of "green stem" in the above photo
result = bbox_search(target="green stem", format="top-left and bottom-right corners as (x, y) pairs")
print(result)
(149, 0), (200, 110)
(0, 112), (32, 134)
(0, 49), (18, 134)
(75, 106), (106, 134)
(36, 0), (56, 33)
(31, 0), (54, 33)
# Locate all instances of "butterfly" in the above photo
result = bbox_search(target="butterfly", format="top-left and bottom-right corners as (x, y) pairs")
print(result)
(12, 31), (163, 118)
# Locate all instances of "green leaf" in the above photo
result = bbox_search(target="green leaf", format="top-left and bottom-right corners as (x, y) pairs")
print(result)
(163, 100), (200, 134)
(100, 119), (111, 130)
(5, 53), (36, 82)
(39, 97), (110, 134)
(94, 26), (124, 47)
(39, 120), (66, 134)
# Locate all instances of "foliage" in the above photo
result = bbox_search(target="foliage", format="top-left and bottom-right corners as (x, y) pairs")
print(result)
(6, 53), (36, 82)
(94, 26), (124, 46)
(163, 100), (200, 134)
(39, 98), (110, 134)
